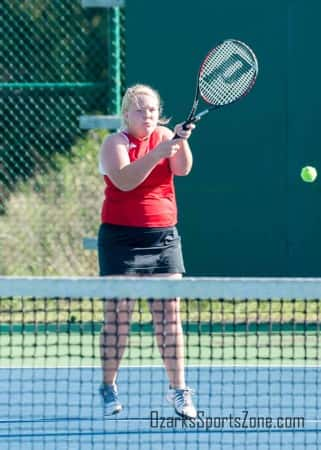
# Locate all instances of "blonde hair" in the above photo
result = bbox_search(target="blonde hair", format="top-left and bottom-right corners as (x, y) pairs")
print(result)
(121, 84), (170, 128)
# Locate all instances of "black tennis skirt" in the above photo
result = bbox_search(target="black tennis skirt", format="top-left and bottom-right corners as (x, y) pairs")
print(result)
(98, 223), (185, 275)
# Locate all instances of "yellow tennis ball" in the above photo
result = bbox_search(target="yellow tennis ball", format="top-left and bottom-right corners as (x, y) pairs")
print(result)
(300, 166), (317, 183)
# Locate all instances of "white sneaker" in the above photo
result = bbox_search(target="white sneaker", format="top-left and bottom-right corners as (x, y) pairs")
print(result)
(99, 384), (123, 416)
(166, 386), (197, 419)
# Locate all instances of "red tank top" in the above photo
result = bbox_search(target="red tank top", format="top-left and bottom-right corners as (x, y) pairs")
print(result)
(101, 127), (177, 227)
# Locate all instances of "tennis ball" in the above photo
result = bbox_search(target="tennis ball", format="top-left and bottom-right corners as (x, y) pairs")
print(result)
(300, 166), (317, 183)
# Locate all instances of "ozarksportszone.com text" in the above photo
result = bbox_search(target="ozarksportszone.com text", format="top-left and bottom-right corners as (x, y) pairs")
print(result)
(150, 410), (305, 430)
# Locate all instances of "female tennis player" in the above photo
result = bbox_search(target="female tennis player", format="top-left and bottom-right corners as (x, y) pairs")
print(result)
(98, 84), (196, 419)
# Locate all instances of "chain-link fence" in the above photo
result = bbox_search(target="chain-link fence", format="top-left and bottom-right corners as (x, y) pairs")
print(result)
(1, 0), (125, 275)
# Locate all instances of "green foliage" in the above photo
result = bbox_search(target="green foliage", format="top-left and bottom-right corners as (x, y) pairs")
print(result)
(0, 131), (107, 276)
(2, 0), (110, 203)
(1, 1), (125, 274)
(3, 0), (108, 83)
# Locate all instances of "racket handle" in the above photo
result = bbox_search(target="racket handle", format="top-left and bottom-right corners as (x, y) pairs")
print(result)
(182, 120), (195, 130)
(173, 113), (205, 139)
(173, 122), (189, 139)
(173, 120), (195, 139)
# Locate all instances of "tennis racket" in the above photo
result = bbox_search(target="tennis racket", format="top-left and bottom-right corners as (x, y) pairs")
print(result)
(175, 39), (258, 135)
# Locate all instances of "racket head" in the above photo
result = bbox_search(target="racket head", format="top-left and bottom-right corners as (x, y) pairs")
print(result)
(198, 39), (258, 107)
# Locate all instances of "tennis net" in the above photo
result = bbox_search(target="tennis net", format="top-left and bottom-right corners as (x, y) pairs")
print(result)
(0, 276), (320, 450)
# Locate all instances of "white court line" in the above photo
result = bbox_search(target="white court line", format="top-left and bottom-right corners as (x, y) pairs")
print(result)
(1, 364), (321, 369)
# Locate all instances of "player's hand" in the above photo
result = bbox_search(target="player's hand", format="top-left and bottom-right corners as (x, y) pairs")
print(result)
(173, 122), (196, 139)
(155, 141), (180, 159)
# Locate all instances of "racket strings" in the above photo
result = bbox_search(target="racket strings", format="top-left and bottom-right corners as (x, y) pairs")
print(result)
(199, 40), (258, 106)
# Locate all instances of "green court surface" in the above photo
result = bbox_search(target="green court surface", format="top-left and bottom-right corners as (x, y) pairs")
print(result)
(1, 326), (319, 367)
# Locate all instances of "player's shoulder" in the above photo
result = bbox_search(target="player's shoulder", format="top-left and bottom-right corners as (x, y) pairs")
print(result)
(102, 131), (129, 149)
(155, 125), (173, 141)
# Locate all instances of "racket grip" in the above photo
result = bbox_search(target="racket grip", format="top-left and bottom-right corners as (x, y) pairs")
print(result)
(173, 119), (196, 139)
(182, 120), (194, 130)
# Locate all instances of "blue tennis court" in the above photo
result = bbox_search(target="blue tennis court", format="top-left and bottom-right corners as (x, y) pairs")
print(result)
(1, 366), (320, 449)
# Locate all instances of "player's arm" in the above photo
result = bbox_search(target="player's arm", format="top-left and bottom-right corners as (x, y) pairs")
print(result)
(100, 133), (181, 191)
(160, 125), (194, 176)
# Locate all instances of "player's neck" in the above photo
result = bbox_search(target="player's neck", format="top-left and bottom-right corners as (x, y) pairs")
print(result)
(125, 128), (151, 141)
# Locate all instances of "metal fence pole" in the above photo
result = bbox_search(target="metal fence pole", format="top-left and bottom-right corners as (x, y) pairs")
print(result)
(80, 0), (125, 130)
(107, 7), (121, 115)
